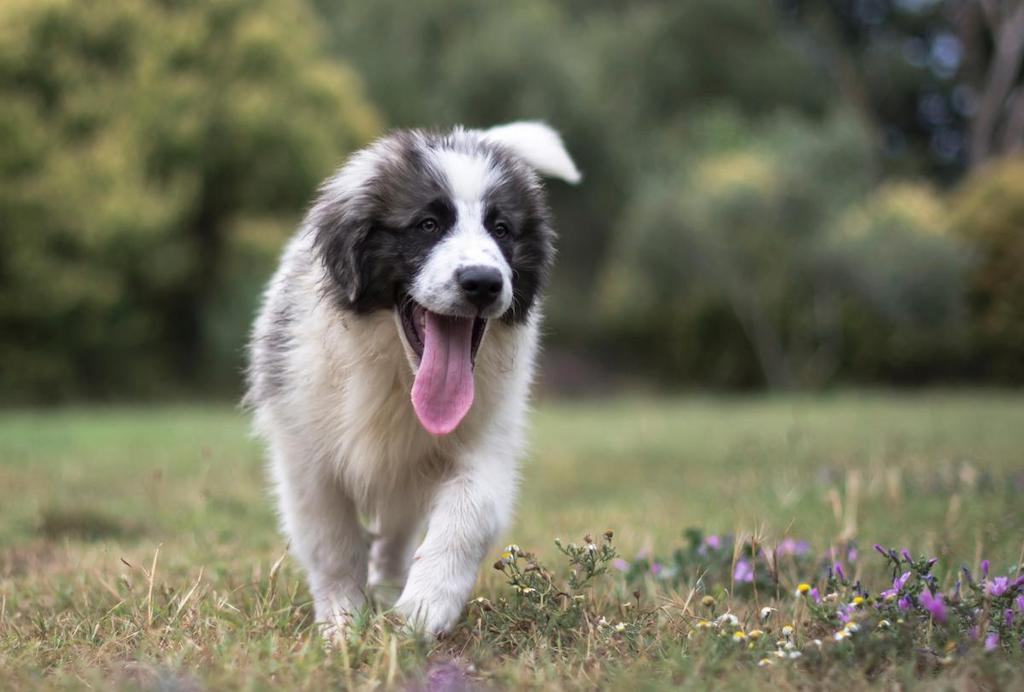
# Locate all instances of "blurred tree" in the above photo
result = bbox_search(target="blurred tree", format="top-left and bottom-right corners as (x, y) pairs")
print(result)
(600, 111), (967, 388)
(0, 0), (378, 401)
(824, 181), (968, 381)
(1, 0), (1010, 398)
(950, 157), (1024, 380)
(599, 111), (873, 388)
(952, 0), (1024, 164)
(783, 0), (1024, 177)
(781, 0), (971, 180)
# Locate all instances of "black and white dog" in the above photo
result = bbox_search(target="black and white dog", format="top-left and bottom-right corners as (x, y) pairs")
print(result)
(245, 122), (579, 638)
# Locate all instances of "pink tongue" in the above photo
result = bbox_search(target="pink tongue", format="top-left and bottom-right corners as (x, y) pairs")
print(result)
(411, 312), (475, 435)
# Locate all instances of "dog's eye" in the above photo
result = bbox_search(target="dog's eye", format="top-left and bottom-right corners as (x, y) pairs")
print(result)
(493, 222), (510, 239)
(419, 218), (439, 233)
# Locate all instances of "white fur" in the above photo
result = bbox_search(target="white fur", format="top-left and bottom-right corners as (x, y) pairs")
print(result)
(411, 150), (512, 319)
(431, 148), (497, 203)
(482, 121), (582, 184)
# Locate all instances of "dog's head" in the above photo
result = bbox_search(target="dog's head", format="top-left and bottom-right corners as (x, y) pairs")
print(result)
(309, 122), (579, 435)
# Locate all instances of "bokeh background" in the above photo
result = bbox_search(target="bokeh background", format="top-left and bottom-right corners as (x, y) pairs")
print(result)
(3, 5), (1024, 687)
(2, 0), (1023, 403)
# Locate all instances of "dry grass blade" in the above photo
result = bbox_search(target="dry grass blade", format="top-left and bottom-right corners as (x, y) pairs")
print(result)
(145, 545), (160, 629)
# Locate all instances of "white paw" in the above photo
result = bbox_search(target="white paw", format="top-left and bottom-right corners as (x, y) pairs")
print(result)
(314, 595), (364, 648)
(318, 616), (350, 650)
(394, 588), (466, 638)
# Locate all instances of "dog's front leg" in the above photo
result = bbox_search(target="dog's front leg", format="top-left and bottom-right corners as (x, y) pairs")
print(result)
(394, 454), (516, 637)
(270, 443), (368, 642)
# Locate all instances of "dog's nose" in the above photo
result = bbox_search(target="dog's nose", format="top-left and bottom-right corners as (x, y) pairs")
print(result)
(457, 265), (503, 310)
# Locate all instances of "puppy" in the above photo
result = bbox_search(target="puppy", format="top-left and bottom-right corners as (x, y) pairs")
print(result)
(245, 122), (579, 637)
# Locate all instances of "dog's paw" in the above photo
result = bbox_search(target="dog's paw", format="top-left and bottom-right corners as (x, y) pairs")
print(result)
(315, 602), (363, 650)
(318, 617), (350, 650)
(394, 589), (465, 639)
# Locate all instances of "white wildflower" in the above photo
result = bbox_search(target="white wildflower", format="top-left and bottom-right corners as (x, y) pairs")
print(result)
(716, 613), (739, 628)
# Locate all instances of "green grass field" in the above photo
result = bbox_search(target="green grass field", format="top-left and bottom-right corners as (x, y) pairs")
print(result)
(2, 392), (1023, 689)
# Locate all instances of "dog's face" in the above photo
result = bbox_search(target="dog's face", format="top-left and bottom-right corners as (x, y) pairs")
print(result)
(310, 123), (579, 435)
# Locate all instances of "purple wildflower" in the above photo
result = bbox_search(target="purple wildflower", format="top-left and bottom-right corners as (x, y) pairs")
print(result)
(847, 546), (858, 563)
(650, 561), (663, 577)
(705, 535), (721, 551)
(1016, 595), (1024, 613)
(985, 632), (999, 652)
(925, 557), (938, 573)
(874, 544), (888, 558)
(981, 559), (990, 578)
(900, 548), (913, 563)
(919, 589), (947, 624)
(1005, 609), (1014, 628)
(810, 587), (820, 603)
(987, 576), (1010, 597)
(898, 597), (911, 611)
(422, 661), (470, 692)
(612, 558), (629, 572)
(733, 559), (754, 583)
(962, 565), (975, 587)
(881, 571), (912, 600)
(777, 538), (809, 556)
(834, 562), (846, 582)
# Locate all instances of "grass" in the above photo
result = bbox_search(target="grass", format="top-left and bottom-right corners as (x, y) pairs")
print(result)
(1, 391), (1023, 689)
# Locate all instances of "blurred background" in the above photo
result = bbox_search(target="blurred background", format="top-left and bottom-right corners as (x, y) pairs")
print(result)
(2, 0), (1023, 404)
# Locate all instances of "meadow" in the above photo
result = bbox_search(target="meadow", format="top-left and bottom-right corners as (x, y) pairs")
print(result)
(1, 392), (1023, 689)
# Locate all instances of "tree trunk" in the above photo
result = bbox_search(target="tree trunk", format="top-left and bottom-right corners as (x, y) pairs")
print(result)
(965, 1), (1024, 164)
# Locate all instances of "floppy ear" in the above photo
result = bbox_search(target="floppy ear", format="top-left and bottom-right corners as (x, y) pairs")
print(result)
(311, 199), (372, 307)
(482, 121), (582, 184)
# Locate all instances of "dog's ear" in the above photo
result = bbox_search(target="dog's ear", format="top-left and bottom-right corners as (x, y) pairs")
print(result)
(312, 199), (372, 308)
(482, 121), (582, 184)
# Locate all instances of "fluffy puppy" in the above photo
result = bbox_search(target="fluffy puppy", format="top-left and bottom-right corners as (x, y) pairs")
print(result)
(245, 122), (579, 637)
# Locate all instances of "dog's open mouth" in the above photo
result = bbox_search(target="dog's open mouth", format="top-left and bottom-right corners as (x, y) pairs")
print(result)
(400, 301), (487, 436)
(399, 302), (487, 364)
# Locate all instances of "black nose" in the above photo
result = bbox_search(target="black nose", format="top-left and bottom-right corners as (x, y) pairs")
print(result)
(457, 265), (503, 310)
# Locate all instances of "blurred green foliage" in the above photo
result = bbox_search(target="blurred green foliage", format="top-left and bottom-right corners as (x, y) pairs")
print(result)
(950, 159), (1024, 382)
(600, 111), (874, 388)
(1, 0), (1022, 400)
(0, 0), (378, 401)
